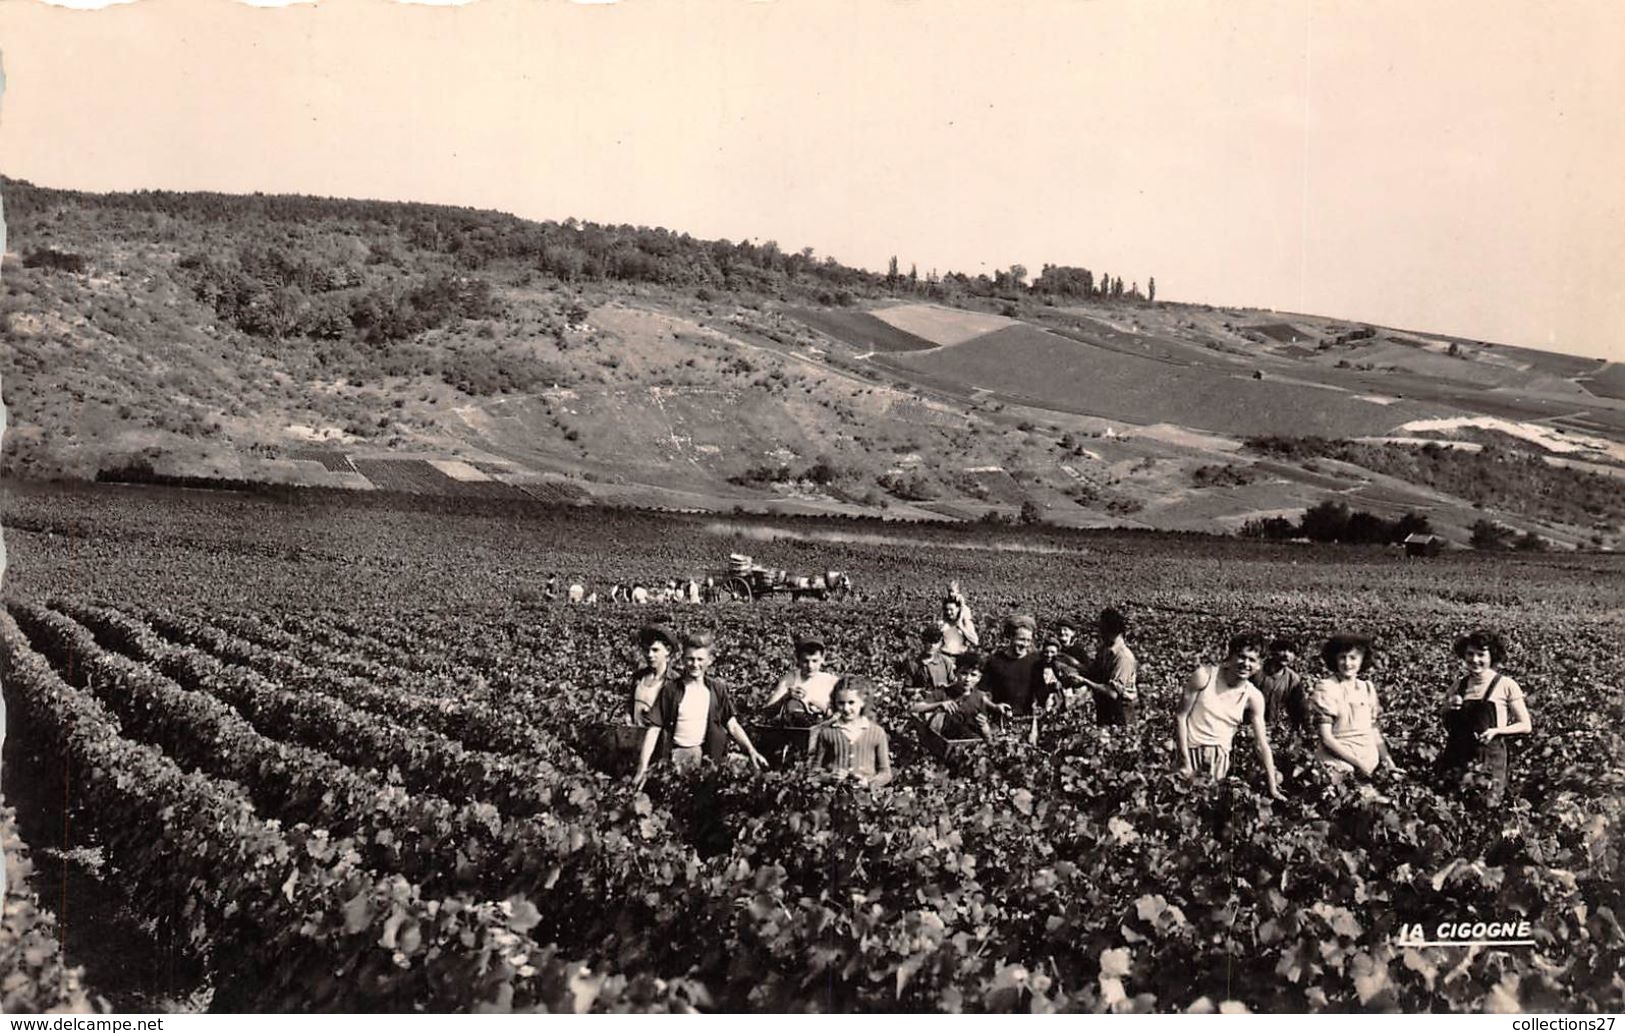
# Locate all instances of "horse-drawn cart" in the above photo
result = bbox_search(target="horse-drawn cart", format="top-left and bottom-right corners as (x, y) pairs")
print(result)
(712, 554), (854, 602)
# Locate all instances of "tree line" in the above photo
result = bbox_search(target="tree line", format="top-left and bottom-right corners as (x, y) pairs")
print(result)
(2, 177), (1159, 324)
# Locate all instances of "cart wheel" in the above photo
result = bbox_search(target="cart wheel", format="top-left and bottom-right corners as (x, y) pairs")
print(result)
(722, 576), (753, 602)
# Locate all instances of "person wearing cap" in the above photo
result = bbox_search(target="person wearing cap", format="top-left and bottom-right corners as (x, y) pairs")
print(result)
(626, 624), (679, 725)
(632, 632), (768, 788)
(937, 580), (980, 666)
(980, 614), (1051, 723)
(761, 633), (841, 723)
(901, 624), (955, 692)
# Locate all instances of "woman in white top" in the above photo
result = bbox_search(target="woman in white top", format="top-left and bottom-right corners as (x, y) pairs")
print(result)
(1309, 634), (1402, 780)
(1175, 632), (1285, 800)
(1440, 629), (1531, 805)
(762, 635), (840, 723)
(937, 581), (980, 663)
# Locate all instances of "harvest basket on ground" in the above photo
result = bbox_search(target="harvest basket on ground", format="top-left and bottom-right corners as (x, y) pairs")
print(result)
(910, 714), (983, 762)
(582, 723), (664, 776)
(748, 723), (818, 767)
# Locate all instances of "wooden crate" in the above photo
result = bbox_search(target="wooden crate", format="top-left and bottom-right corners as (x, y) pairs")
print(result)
(910, 715), (982, 762)
(748, 724), (818, 768)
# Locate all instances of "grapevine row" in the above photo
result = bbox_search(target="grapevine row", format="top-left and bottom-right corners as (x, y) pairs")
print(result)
(0, 798), (94, 1013)
(142, 607), (581, 767)
(0, 611), (701, 1013)
(11, 601), (522, 892)
(57, 603), (563, 819)
(27, 602), (760, 964)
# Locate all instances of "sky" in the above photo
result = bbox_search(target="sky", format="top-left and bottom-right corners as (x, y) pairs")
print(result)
(0, 0), (1621, 360)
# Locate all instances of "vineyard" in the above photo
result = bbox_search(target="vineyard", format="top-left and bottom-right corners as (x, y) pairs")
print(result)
(1, 483), (1622, 1012)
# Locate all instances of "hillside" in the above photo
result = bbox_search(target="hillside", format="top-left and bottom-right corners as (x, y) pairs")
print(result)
(1, 177), (1621, 548)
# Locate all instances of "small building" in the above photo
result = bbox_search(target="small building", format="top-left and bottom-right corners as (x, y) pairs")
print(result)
(1403, 533), (1445, 557)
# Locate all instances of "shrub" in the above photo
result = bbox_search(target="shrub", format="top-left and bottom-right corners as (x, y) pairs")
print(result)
(22, 248), (87, 273)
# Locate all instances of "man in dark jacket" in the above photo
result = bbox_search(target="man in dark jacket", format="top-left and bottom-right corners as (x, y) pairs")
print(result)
(981, 614), (1050, 718)
(632, 633), (768, 788)
(901, 625), (955, 691)
(1257, 637), (1310, 735)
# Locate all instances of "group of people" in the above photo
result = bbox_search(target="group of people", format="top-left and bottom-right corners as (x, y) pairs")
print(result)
(619, 583), (1533, 805)
(624, 625), (892, 789)
(546, 574), (717, 606)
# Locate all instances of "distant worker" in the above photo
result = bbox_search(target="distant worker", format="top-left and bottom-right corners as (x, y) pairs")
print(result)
(807, 677), (893, 788)
(938, 581), (980, 666)
(568, 581), (586, 605)
(1175, 632), (1285, 800)
(631, 633), (768, 788)
(631, 582), (649, 605)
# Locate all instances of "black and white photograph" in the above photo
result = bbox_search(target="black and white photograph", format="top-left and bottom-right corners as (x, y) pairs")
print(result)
(0, 0), (1621, 1016)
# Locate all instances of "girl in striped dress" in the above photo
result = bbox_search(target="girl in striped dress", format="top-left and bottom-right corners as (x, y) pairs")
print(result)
(808, 678), (894, 788)
(1175, 632), (1285, 800)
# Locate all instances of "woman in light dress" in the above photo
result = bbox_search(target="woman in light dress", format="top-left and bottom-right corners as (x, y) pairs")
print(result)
(1309, 634), (1404, 780)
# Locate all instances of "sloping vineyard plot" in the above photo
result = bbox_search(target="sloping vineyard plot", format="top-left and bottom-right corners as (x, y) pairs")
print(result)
(0, 613), (704, 1012)
(3, 482), (1623, 1012)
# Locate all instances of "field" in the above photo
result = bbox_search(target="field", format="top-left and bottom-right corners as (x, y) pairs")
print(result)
(1580, 363), (1625, 402)
(782, 308), (938, 353)
(1, 482), (1622, 1013)
(867, 304), (1016, 347)
(881, 325), (1451, 439)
